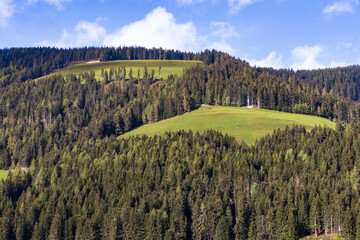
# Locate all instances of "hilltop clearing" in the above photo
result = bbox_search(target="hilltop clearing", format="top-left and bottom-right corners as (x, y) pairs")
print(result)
(38, 59), (203, 81)
(123, 105), (336, 144)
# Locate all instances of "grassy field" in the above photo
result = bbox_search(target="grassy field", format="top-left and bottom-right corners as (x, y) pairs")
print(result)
(122, 105), (336, 144)
(40, 59), (203, 81)
(0, 170), (8, 181)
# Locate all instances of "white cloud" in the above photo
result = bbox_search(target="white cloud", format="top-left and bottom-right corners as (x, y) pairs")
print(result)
(356, 56), (360, 64)
(40, 7), (237, 54)
(0, 0), (15, 28)
(28, 0), (71, 9)
(228, 0), (262, 14)
(45, 0), (70, 8)
(245, 46), (354, 70)
(74, 21), (106, 45)
(176, 0), (205, 5)
(248, 52), (283, 68)
(341, 41), (353, 48)
(40, 21), (106, 48)
(206, 22), (238, 54)
(290, 45), (325, 70)
(206, 41), (235, 54)
(323, 1), (356, 16)
(329, 60), (348, 67)
(104, 7), (203, 52)
(210, 21), (239, 38)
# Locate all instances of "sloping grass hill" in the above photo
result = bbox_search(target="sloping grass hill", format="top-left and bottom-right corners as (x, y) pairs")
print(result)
(122, 105), (336, 144)
(40, 59), (203, 81)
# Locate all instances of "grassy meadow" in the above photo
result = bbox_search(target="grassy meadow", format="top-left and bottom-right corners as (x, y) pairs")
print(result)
(122, 105), (336, 144)
(40, 59), (203, 81)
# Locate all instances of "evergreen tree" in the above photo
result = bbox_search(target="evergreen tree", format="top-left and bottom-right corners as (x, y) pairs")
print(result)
(344, 207), (354, 240)
(215, 216), (231, 240)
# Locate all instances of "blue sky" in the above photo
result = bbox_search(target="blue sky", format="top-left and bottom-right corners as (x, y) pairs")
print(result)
(0, 0), (360, 69)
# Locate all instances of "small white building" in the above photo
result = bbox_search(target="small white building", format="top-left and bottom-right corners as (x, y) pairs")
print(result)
(86, 59), (102, 64)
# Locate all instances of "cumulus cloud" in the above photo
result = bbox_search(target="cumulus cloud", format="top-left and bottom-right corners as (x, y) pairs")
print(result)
(210, 21), (239, 38)
(329, 60), (348, 67)
(206, 22), (238, 54)
(40, 7), (237, 54)
(28, 0), (71, 9)
(341, 41), (353, 48)
(0, 0), (15, 28)
(40, 21), (106, 48)
(245, 46), (352, 70)
(228, 0), (262, 14)
(290, 45), (325, 70)
(248, 52), (283, 68)
(176, 0), (206, 5)
(0, 0), (70, 28)
(104, 7), (203, 52)
(205, 41), (235, 54)
(323, 0), (357, 16)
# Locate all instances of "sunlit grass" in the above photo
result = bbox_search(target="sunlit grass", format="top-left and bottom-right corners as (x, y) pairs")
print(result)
(39, 59), (203, 81)
(122, 105), (336, 144)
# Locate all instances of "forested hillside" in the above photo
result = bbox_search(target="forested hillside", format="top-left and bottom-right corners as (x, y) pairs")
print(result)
(1, 127), (360, 240)
(1, 47), (360, 239)
(259, 66), (360, 121)
(260, 66), (360, 101)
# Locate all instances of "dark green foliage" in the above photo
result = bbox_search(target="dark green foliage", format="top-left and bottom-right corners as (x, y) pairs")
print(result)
(355, 213), (360, 240)
(216, 216), (231, 240)
(344, 207), (354, 240)
(0, 126), (358, 239)
(261, 66), (360, 102)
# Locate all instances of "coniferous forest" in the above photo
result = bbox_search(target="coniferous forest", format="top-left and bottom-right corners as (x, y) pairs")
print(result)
(1, 47), (360, 239)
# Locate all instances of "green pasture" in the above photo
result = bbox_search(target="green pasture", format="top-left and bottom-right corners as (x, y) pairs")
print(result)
(40, 60), (203, 81)
(122, 105), (336, 144)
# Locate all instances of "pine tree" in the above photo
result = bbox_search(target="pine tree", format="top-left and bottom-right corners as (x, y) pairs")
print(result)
(354, 211), (360, 240)
(48, 213), (63, 240)
(216, 216), (231, 240)
(286, 210), (296, 240)
(343, 207), (354, 240)
(0, 208), (14, 240)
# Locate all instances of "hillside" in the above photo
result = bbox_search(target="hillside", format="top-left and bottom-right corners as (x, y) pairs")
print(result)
(0, 47), (360, 240)
(39, 59), (203, 81)
(123, 105), (336, 144)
